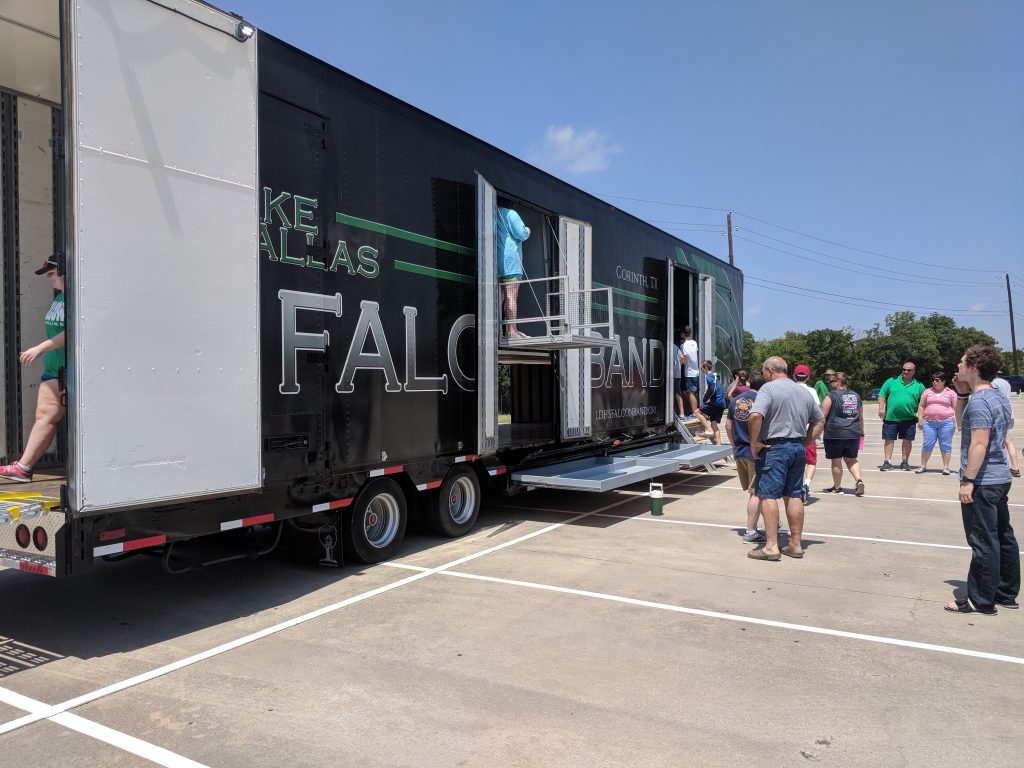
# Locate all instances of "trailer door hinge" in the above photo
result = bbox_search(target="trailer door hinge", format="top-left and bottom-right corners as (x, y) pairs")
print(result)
(50, 135), (65, 158)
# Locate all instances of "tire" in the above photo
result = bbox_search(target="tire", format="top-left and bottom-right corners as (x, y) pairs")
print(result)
(428, 466), (481, 538)
(344, 478), (408, 563)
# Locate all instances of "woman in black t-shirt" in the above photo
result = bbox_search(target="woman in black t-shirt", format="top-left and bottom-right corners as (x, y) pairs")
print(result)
(820, 372), (865, 496)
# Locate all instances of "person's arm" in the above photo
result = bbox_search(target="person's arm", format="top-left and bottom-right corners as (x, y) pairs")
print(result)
(820, 395), (832, 421)
(507, 210), (530, 241)
(749, 412), (763, 459)
(19, 331), (64, 366)
(725, 415), (735, 445)
(952, 375), (968, 431)
(959, 427), (990, 504)
(917, 393), (926, 429)
(877, 381), (888, 419)
(726, 375), (739, 400)
(806, 402), (825, 446)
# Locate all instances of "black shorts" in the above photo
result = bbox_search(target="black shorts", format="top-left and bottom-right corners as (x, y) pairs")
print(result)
(824, 438), (859, 459)
(700, 405), (725, 422)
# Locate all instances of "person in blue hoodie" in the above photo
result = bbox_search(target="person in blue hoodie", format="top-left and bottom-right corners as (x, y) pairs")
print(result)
(496, 204), (531, 338)
(698, 359), (728, 444)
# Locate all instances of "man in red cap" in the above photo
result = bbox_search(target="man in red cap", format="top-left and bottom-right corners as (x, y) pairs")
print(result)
(793, 364), (819, 503)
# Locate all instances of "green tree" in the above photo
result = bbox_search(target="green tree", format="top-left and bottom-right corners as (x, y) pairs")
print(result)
(920, 314), (996, 376)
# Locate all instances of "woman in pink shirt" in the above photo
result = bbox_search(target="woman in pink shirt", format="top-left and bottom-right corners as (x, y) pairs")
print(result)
(915, 371), (958, 474)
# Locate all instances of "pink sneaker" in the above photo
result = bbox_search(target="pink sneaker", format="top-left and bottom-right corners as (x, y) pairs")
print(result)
(0, 463), (32, 483)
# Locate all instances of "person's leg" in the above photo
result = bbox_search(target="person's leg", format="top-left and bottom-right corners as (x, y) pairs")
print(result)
(709, 419), (721, 444)
(899, 421), (915, 467)
(844, 456), (862, 481)
(750, 451), (783, 556)
(939, 420), (955, 472)
(782, 444), (806, 553)
(901, 438), (913, 463)
(918, 420), (936, 472)
(959, 486), (1001, 611)
(746, 493), (761, 533)
(782, 495), (805, 554)
(759, 498), (780, 553)
(881, 419), (895, 468)
(19, 381), (65, 468)
(503, 281), (520, 335)
(831, 458), (843, 489)
(693, 408), (714, 438)
(674, 391), (684, 417)
(993, 484), (1020, 604)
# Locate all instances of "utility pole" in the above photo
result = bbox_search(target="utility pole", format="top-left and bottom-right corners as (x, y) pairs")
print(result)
(1008, 273), (1019, 374)
(726, 212), (734, 266)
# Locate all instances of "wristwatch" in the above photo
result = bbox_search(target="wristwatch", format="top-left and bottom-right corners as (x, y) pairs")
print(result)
(960, 477), (975, 485)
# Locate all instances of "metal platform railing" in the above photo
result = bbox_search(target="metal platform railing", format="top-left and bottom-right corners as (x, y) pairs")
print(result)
(500, 277), (616, 350)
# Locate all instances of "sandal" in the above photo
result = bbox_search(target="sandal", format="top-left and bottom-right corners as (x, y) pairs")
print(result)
(944, 598), (996, 615)
(1011, 469), (1021, 478)
(781, 545), (804, 559)
(747, 548), (781, 561)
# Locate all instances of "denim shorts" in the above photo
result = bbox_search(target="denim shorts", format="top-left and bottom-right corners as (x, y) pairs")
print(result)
(755, 440), (807, 500)
(922, 419), (955, 453)
(882, 419), (917, 441)
(684, 376), (699, 393)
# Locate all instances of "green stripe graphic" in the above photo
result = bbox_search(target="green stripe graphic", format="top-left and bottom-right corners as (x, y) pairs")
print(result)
(592, 281), (662, 305)
(394, 260), (474, 284)
(336, 213), (474, 256)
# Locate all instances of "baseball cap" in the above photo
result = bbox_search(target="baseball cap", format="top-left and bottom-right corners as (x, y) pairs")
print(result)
(794, 364), (810, 380)
(34, 256), (59, 275)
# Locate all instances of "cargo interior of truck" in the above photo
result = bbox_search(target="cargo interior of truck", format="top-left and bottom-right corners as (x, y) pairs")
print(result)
(0, 2), (67, 504)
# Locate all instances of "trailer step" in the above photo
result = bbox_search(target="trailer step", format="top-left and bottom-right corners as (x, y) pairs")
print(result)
(511, 442), (733, 492)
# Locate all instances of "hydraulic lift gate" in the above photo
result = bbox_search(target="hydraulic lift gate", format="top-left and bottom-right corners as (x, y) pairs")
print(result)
(67, 0), (261, 511)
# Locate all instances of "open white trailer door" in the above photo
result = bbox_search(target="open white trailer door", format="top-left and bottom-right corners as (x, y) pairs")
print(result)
(476, 172), (499, 456)
(558, 216), (593, 439)
(67, 0), (260, 512)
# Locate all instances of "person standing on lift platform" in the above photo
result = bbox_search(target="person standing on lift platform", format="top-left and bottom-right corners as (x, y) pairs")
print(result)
(496, 203), (531, 339)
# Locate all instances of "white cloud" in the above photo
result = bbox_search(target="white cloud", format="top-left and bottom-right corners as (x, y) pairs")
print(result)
(969, 303), (988, 313)
(745, 304), (763, 317)
(528, 125), (622, 174)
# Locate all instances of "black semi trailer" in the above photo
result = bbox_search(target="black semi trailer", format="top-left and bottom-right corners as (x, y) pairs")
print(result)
(0, 0), (742, 577)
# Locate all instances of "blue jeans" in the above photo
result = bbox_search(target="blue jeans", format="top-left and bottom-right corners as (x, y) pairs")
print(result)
(755, 440), (806, 500)
(922, 419), (954, 454)
(961, 483), (1020, 610)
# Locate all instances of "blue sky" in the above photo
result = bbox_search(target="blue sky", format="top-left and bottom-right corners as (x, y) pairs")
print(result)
(226, 0), (1024, 348)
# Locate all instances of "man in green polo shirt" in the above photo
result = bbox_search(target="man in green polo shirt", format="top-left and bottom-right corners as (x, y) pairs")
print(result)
(878, 361), (926, 471)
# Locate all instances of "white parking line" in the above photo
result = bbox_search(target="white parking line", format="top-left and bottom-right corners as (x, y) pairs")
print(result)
(0, 687), (207, 767)
(0, 476), (700, 738)
(435, 570), (1024, 666)
(677, 481), (1024, 508)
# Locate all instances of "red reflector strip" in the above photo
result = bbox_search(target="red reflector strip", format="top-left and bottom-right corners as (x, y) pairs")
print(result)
(454, 454), (475, 463)
(243, 513), (275, 526)
(122, 535), (167, 552)
(415, 480), (442, 491)
(369, 465), (403, 477)
(488, 467), (506, 476)
(99, 528), (126, 542)
(312, 498), (353, 513)
(19, 561), (51, 576)
(220, 513), (277, 531)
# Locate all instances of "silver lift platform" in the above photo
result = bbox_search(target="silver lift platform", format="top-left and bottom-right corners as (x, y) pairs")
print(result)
(511, 441), (732, 492)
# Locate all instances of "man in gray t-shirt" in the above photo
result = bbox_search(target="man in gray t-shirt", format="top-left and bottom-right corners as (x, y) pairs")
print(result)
(945, 345), (1019, 615)
(747, 356), (825, 562)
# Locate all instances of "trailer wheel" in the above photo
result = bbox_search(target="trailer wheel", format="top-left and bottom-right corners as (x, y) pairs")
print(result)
(345, 478), (408, 563)
(428, 467), (481, 537)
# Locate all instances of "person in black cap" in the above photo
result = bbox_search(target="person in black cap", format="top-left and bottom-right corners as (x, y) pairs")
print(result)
(0, 257), (65, 483)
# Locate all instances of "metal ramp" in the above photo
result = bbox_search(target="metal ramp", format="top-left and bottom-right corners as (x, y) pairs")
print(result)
(511, 441), (733, 492)
(673, 415), (721, 473)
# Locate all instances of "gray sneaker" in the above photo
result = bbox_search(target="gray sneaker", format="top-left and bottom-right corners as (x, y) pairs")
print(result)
(855, 479), (865, 497)
(880, 460), (892, 471)
(900, 461), (911, 471)
(741, 530), (766, 543)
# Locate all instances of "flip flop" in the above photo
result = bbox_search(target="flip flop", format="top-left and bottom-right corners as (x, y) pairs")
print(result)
(747, 548), (781, 561)
(944, 598), (996, 615)
(781, 546), (804, 559)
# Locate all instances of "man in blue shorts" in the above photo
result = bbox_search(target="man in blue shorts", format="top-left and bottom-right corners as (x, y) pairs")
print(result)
(747, 356), (824, 561)
(878, 361), (925, 471)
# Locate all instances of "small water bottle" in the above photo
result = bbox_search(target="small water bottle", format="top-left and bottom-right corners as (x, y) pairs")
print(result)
(649, 482), (664, 516)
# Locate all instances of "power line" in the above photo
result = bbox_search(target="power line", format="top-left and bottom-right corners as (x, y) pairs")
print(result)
(735, 235), (998, 289)
(593, 191), (1008, 275)
(739, 226), (999, 284)
(745, 278), (1003, 318)
(744, 273), (1005, 314)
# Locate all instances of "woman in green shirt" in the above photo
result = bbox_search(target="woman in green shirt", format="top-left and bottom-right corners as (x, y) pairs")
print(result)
(0, 257), (65, 483)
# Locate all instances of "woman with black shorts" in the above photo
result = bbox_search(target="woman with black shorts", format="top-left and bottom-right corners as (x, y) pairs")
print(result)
(820, 372), (865, 496)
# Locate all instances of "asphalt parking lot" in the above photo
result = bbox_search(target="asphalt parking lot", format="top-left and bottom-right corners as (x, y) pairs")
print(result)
(1, 403), (1022, 767)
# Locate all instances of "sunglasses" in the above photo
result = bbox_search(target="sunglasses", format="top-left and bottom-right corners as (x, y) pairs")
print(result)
(902, 368), (915, 373)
